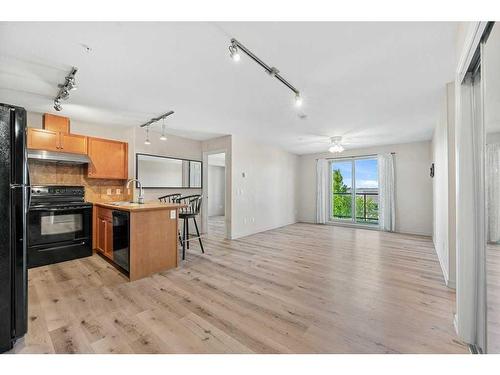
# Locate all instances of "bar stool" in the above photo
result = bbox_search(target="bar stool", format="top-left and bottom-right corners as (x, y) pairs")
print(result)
(158, 193), (181, 203)
(175, 194), (204, 260)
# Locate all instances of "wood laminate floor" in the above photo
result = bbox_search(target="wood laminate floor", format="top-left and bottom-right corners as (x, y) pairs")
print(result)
(11, 223), (467, 354)
(208, 215), (226, 238)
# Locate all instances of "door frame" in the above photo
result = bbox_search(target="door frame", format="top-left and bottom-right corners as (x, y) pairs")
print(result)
(454, 21), (491, 351)
(328, 155), (379, 227)
(202, 149), (229, 239)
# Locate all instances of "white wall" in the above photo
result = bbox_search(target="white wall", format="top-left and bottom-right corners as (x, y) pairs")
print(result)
(208, 165), (225, 216)
(132, 127), (203, 201)
(230, 136), (299, 239)
(432, 82), (456, 288)
(298, 141), (433, 236)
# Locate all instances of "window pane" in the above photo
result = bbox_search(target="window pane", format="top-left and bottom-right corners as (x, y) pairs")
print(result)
(354, 158), (379, 224)
(331, 161), (352, 221)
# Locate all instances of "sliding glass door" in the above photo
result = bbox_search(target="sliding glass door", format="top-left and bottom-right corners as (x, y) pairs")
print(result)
(330, 157), (379, 225)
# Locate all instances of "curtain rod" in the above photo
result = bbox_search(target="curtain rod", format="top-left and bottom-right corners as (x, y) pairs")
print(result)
(315, 152), (395, 161)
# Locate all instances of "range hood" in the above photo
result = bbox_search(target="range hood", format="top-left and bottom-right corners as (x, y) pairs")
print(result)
(28, 150), (91, 164)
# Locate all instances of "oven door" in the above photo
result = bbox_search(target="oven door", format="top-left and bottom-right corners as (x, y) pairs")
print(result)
(28, 205), (92, 247)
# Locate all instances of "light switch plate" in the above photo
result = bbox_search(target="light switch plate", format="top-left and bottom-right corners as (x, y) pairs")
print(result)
(170, 210), (176, 219)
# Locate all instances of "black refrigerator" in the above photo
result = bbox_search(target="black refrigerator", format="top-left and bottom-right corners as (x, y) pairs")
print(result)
(0, 103), (28, 353)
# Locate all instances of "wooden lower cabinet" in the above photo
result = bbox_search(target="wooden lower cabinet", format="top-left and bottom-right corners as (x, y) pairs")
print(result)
(95, 207), (113, 260)
(93, 203), (180, 281)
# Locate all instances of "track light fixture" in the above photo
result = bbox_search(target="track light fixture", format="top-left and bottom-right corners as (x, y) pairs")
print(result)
(53, 67), (78, 111)
(228, 38), (303, 108)
(328, 136), (344, 153)
(140, 110), (174, 143)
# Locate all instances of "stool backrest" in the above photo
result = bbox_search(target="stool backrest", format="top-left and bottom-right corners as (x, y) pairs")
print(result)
(158, 193), (181, 203)
(176, 194), (202, 215)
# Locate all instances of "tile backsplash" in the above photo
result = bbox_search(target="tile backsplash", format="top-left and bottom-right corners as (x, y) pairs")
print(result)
(28, 160), (131, 202)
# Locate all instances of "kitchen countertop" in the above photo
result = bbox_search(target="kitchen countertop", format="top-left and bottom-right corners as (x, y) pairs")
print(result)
(93, 201), (186, 212)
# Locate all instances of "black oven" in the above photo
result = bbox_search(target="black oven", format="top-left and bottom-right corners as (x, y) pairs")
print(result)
(27, 186), (93, 268)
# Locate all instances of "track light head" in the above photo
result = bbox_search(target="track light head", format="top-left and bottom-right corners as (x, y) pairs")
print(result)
(229, 44), (240, 62)
(295, 93), (303, 107)
(54, 99), (62, 111)
(59, 89), (70, 100)
(160, 123), (167, 141)
(66, 77), (77, 91)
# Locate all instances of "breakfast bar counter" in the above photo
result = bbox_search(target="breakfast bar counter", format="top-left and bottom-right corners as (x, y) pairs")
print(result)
(92, 201), (185, 281)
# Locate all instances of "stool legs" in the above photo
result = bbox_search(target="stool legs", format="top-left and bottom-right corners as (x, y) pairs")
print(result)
(179, 216), (204, 260)
(193, 217), (204, 253)
(182, 217), (186, 260)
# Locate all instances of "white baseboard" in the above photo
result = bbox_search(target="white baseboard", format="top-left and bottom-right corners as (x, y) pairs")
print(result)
(231, 220), (298, 240)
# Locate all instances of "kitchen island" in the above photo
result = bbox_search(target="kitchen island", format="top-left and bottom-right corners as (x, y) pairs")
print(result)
(92, 202), (185, 281)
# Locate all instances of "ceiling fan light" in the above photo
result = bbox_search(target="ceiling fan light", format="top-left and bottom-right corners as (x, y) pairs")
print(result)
(329, 144), (344, 153)
(328, 136), (344, 153)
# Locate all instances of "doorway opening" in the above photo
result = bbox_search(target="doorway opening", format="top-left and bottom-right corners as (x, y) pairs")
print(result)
(329, 156), (379, 226)
(207, 152), (226, 238)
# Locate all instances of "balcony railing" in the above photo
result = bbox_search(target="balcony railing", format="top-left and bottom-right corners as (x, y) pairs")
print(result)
(331, 192), (379, 223)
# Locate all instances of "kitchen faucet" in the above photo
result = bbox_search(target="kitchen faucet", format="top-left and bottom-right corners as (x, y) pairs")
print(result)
(126, 179), (144, 204)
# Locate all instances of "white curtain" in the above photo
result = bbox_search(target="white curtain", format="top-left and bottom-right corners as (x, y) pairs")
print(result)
(316, 159), (328, 224)
(487, 143), (500, 243)
(378, 153), (395, 232)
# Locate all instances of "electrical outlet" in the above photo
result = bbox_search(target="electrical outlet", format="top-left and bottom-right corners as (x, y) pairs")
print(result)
(106, 188), (112, 195)
(116, 188), (121, 194)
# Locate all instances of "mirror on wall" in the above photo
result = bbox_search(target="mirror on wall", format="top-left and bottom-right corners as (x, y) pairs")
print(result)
(136, 153), (202, 188)
(483, 22), (500, 353)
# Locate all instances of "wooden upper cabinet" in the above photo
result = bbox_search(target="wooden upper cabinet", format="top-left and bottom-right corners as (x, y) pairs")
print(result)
(60, 133), (87, 154)
(43, 113), (70, 133)
(27, 128), (60, 152)
(87, 137), (128, 180)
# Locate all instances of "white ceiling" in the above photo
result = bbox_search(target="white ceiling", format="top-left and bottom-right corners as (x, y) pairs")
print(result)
(0, 22), (457, 154)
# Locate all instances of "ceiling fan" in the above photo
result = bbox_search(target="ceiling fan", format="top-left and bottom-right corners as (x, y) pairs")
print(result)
(295, 134), (364, 153)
